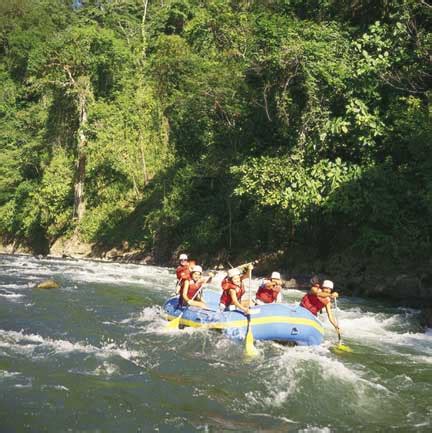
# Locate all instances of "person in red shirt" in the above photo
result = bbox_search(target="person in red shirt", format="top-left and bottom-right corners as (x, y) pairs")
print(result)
(219, 264), (253, 314)
(255, 271), (283, 304)
(300, 279), (339, 332)
(175, 254), (191, 294)
(176, 253), (190, 280)
(179, 265), (211, 309)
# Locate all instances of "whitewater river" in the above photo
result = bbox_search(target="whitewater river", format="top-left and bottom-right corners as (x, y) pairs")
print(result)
(0, 254), (430, 432)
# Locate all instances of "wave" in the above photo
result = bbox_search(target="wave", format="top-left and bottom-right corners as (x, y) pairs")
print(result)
(0, 329), (141, 364)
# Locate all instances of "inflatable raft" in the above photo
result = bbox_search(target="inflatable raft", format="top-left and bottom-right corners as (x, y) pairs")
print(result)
(163, 289), (324, 346)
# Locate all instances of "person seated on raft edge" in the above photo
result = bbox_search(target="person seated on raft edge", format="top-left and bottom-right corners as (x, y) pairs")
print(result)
(300, 279), (340, 333)
(254, 271), (283, 305)
(179, 265), (213, 309)
(219, 264), (254, 315)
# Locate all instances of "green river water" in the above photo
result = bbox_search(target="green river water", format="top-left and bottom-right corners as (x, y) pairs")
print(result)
(0, 254), (431, 433)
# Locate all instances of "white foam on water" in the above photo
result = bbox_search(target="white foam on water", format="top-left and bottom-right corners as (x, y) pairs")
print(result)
(410, 355), (432, 365)
(0, 291), (24, 300)
(14, 380), (32, 389)
(0, 370), (20, 379)
(320, 306), (432, 356)
(122, 306), (170, 335)
(41, 384), (70, 392)
(58, 260), (174, 289)
(131, 306), (164, 323)
(93, 361), (120, 376)
(1, 255), (177, 294)
(0, 329), (141, 364)
(425, 328), (432, 336)
(246, 342), (394, 412)
(298, 427), (332, 433)
(0, 283), (28, 290)
(282, 346), (362, 384)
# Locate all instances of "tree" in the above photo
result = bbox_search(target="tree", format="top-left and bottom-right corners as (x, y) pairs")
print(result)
(27, 24), (131, 224)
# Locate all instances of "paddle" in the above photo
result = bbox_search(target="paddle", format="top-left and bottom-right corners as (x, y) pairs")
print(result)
(244, 314), (258, 357)
(244, 265), (258, 357)
(166, 281), (206, 330)
(333, 298), (353, 353)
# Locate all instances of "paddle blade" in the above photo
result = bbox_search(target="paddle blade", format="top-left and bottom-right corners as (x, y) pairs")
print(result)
(244, 326), (258, 357)
(166, 317), (181, 329)
(336, 343), (353, 353)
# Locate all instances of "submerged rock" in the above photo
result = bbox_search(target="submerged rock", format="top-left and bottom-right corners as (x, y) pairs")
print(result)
(35, 279), (60, 289)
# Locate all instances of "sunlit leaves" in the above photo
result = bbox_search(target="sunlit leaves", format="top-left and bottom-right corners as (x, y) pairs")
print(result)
(232, 156), (362, 224)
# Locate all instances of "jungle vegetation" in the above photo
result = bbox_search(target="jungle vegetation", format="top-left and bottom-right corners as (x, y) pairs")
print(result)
(0, 0), (431, 277)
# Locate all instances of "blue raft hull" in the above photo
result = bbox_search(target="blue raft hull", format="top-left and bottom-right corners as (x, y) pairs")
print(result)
(163, 290), (324, 346)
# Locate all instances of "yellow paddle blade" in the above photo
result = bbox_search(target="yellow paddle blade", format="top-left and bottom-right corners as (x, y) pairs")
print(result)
(336, 343), (353, 353)
(331, 343), (353, 354)
(166, 317), (180, 329)
(244, 328), (258, 357)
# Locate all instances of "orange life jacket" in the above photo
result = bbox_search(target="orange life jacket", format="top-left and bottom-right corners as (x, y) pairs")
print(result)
(179, 278), (203, 307)
(300, 293), (328, 316)
(220, 277), (245, 308)
(176, 264), (190, 281)
(256, 282), (281, 303)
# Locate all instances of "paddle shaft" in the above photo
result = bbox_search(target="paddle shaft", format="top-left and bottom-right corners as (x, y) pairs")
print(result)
(244, 268), (257, 357)
(333, 298), (342, 342)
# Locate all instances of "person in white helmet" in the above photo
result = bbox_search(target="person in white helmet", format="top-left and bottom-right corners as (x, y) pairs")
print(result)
(219, 264), (253, 314)
(175, 254), (194, 294)
(176, 254), (190, 281)
(254, 271), (283, 305)
(179, 265), (212, 309)
(300, 279), (340, 332)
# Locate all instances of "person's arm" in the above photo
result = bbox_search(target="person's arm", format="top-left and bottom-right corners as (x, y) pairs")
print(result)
(317, 291), (339, 299)
(240, 264), (253, 281)
(229, 289), (249, 314)
(325, 303), (340, 331)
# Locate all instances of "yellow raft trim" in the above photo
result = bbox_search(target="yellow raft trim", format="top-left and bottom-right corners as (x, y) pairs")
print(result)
(165, 314), (324, 335)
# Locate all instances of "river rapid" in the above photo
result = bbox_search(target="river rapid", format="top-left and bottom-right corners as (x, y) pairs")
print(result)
(0, 254), (430, 433)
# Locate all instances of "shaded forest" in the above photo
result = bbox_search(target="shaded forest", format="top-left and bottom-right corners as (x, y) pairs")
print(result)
(1, 0), (431, 292)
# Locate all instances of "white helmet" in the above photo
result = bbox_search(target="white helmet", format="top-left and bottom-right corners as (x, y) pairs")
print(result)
(191, 265), (202, 274)
(322, 280), (334, 290)
(271, 271), (281, 280)
(227, 268), (241, 278)
(179, 254), (188, 261)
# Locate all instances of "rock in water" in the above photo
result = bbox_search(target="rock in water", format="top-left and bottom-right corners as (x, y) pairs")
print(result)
(35, 279), (60, 289)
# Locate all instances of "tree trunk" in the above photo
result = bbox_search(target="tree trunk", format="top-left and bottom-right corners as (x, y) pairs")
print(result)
(73, 78), (90, 222)
(141, 0), (149, 59)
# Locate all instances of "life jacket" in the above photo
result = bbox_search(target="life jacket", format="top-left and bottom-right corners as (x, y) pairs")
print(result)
(220, 277), (245, 308)
(176, 264), (190, 281)
(179, 278), (203, 307)
(300, 293), (329, 316)
(256, 282), (281, 304)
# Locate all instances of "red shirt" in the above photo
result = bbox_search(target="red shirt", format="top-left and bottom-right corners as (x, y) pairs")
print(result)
(256, 282), (281, 303)
(300, 293), (329, 316)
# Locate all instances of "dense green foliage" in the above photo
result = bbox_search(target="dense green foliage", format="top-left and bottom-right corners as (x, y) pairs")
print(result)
(0, 0), (431, 275)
